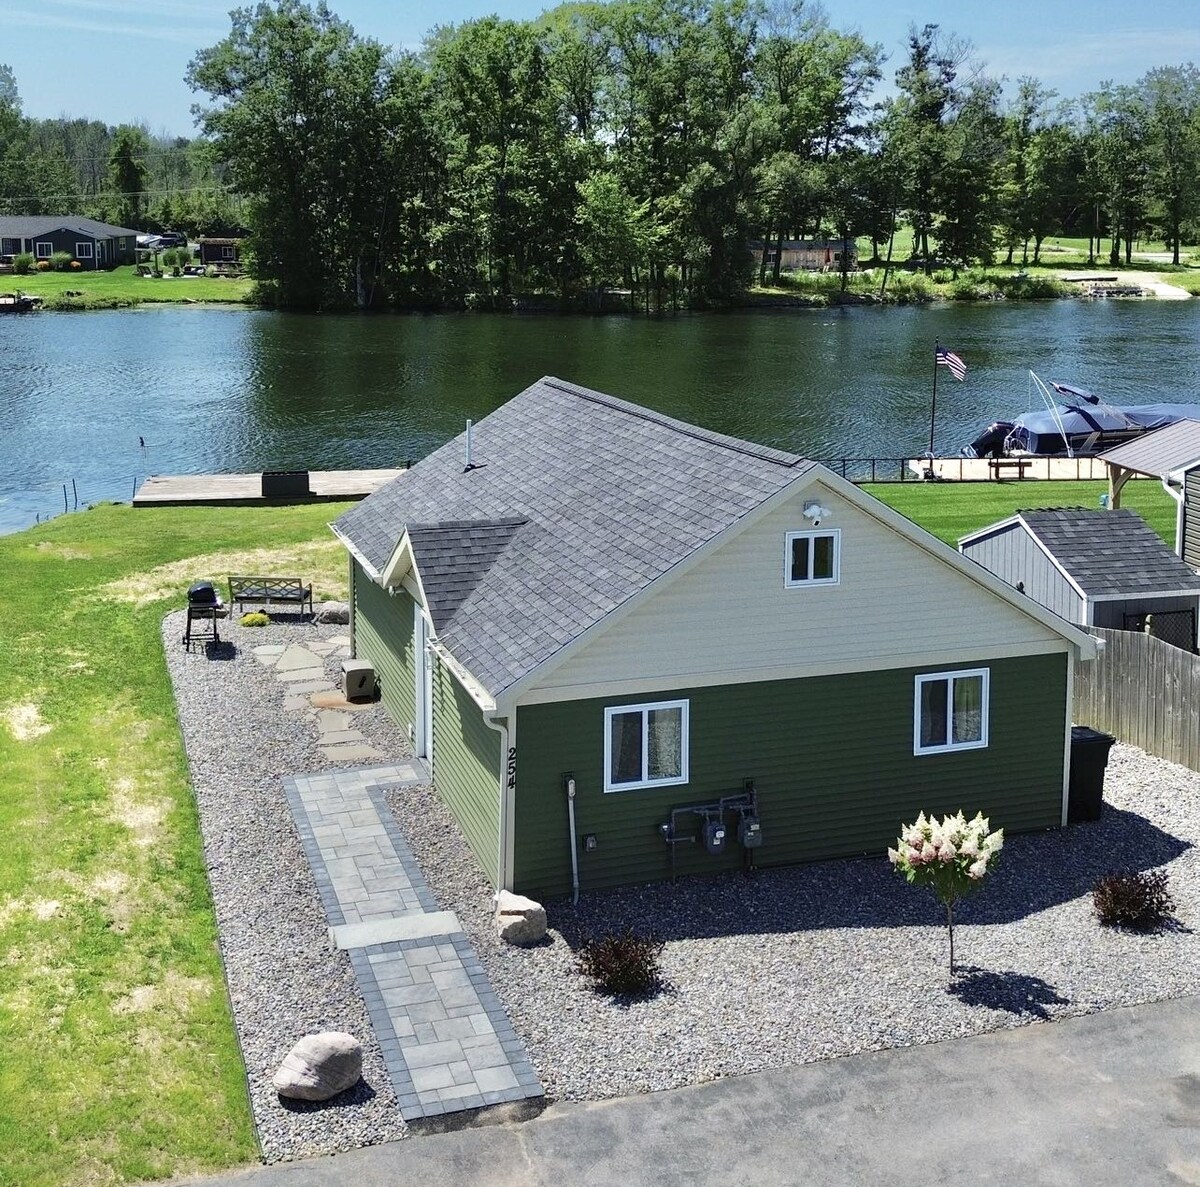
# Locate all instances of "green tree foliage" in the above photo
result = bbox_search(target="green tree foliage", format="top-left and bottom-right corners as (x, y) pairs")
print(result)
(107, 125), (150, 228)
(178, 4), (1200, 311)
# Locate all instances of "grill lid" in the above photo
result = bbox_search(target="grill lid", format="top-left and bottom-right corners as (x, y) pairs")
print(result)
(188, 580), (217, 604)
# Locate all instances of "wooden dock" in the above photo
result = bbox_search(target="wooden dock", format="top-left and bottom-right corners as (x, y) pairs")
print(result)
(905, 456), (1109, 482)
(133, 468), (404, 508)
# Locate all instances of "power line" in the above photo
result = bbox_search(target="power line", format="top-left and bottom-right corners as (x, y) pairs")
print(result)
(1, 184), (236, 203)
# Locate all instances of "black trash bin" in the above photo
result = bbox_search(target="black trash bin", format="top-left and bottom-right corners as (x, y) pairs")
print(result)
(1068, 725), (1116, 823)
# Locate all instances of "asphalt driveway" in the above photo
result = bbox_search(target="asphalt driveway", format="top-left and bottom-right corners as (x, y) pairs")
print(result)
(179, 994), (1200, 1187)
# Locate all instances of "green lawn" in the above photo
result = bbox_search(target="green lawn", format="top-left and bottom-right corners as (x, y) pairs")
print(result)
(0, 502), (351, 1187)
(863, 477), (1176, 547)
(4, 264), (255, 308)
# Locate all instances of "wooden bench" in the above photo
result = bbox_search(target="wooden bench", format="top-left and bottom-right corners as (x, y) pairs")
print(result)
(988, 457), (1031, 481)
(228, 575), (314, 618)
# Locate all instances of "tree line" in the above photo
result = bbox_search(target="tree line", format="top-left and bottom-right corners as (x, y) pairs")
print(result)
(6, 2), (1200, 309)
(0, 65), (242, 236)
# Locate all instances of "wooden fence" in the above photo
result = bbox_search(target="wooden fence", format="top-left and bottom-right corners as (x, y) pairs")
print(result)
(1073, 626), (1200, 771)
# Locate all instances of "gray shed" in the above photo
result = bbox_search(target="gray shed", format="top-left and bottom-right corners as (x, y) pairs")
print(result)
(960, 508), (1200, 651)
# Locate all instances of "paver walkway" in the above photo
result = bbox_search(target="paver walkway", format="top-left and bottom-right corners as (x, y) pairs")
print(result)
(283, 764), (543, 1121)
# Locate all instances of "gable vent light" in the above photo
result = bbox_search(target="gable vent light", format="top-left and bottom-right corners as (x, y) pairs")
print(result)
(803, 501), (832, 527)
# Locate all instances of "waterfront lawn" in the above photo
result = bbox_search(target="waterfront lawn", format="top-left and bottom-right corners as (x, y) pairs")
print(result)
(6, 264), (255, 308)
(864, 477), (1175, 548)
(0, 502), (350, 1187)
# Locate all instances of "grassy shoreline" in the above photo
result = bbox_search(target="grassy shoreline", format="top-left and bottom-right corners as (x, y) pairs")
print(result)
(4, 265), (255, 309)
(3, 259), (1194, 314)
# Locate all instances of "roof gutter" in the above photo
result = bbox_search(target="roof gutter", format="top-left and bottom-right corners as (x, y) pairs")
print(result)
(328, 522), (382, 585)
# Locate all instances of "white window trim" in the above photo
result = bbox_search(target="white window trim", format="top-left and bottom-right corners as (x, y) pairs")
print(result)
(75, 241), (93, 259)
(221, 245), (235, 259)
(914, 667), (990, 756)
(784, 528), (841, 588)
(35, 241), (53, 258)
(603, 698), (690, 793)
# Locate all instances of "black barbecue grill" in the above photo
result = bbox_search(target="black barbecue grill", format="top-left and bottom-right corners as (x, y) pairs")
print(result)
(184, 581), (223, 647)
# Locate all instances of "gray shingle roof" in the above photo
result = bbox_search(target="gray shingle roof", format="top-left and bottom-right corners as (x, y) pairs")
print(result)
(0, 215), (139, 240)
(1096, 419), (1200, 479)
(1017, 508), (1200, 597)
(335, 377), (813, 698)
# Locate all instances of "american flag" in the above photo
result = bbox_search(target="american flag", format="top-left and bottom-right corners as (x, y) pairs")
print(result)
(935, 347), (967, 381)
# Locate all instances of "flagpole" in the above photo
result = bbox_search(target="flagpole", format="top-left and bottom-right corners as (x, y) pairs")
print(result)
(928, 338), (940, 457)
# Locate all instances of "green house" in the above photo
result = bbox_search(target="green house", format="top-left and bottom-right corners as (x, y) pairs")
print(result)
(332, 378), (1096, 900)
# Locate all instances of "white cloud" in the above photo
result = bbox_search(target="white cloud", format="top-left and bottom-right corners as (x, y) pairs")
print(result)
(3, 6), (220, 43)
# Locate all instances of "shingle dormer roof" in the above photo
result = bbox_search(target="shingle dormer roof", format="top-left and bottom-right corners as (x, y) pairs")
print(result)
(334, 377), (813, 697)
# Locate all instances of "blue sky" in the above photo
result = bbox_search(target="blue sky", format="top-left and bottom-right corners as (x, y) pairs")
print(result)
(2, 0), (1198, 135)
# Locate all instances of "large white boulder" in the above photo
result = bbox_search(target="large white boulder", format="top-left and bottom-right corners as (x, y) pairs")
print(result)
(272, 1031), (362, 1101)
(495, 890), (547, 946)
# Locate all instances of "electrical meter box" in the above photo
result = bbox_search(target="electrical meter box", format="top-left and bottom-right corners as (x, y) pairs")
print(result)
(739, 816), (763, 848)
(341, 658), (376, 700)
(703, 819), (727, 855)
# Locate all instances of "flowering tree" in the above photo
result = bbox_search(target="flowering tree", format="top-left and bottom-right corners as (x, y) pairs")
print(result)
(888, 811), (1004, 977)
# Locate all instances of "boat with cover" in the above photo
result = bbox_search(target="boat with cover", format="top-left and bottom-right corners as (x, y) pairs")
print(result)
(962, 373), (1200, 458)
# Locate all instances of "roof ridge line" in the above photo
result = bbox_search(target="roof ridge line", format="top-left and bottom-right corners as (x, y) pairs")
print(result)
(408, 517), (528, 531)
(538, 376), (808, 468)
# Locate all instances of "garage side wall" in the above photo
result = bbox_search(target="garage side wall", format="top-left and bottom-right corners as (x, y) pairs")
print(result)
(513, 652), (1068, 899)
(351, 559), (416, 741)
(431, 656), (501, 887)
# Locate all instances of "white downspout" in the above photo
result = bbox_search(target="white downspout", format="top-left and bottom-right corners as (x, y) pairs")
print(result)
(565, 776), (580, 905)
(484, 714), (512, 892)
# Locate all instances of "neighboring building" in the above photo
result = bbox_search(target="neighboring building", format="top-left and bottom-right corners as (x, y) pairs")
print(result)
(334, 378), (1095, 900)
(960, 508), (1200, 652)
(0, 215), (138, 269)
(1097, 421), (1200, 560)
(198, 237), (243, 266)
(750, 238), (857, 272)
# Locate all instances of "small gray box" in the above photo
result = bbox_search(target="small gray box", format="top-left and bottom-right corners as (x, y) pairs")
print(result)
(341, 658), (375, 700)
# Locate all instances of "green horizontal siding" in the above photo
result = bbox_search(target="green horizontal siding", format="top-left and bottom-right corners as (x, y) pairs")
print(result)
(352, 561), (416, 738)
(432, 656), (501, 886)
(513, 652), (1068, 899)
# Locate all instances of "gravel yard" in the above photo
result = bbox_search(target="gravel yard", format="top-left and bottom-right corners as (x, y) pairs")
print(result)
(163, 612), (413, 1163)
(388, 743), (1200, 1102)
(168, 612), (1200, 1157)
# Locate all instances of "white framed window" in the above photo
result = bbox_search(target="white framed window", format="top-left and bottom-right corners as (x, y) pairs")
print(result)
(35, 241), (53, 258)
(604, 699), (689, 792)
(785, 529), (840, 587)
(222, 245), (235, 259)
(914, 668), (990, 755)
(119, 238), (127, 250)
(75, 241), (93, 259)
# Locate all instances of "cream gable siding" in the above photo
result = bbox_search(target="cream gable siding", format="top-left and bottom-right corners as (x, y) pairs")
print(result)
(525, 482), (1068, 698)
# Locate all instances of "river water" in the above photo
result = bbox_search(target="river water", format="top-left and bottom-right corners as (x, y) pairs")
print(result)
(1, 300), (1196, 532)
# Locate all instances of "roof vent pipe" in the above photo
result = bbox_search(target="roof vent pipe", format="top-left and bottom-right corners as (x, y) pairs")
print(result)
(464, 419), (473, 472)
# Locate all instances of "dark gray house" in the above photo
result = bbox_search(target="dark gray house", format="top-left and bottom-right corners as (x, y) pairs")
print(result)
(960, 508), (1200, 651)
(197, 237), (242, 266)
(332, 378), (1094, 900)
(0, 216), (138, 269)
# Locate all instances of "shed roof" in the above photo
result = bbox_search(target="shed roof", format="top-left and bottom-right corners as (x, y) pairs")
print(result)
(0, 215), (139, 240)
(1096, 419), (1200, 479)
(967, 508), (1200, 598)
(334, 377), (814, 698)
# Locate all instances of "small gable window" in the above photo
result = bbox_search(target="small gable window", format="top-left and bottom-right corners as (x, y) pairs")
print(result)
(785, 529), (840, 587)
(914, 668), (990, 755)
(604, 699), (689, 792)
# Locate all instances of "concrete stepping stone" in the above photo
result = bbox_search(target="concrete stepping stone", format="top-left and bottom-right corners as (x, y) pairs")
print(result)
(275, 644), (321, 672)
(276, 667), (329, 683)
(320, 729), (365, 746)
(284, 695), (317, 712)
(288, 680), (336, 695)
(251, 644), (287, 667)
(327, 635), (351, 646)
(320, 743), (384, 762)
(311, 690), (374, 712)
(308, 641), (340, 656)
(316, 709), (354, 734)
